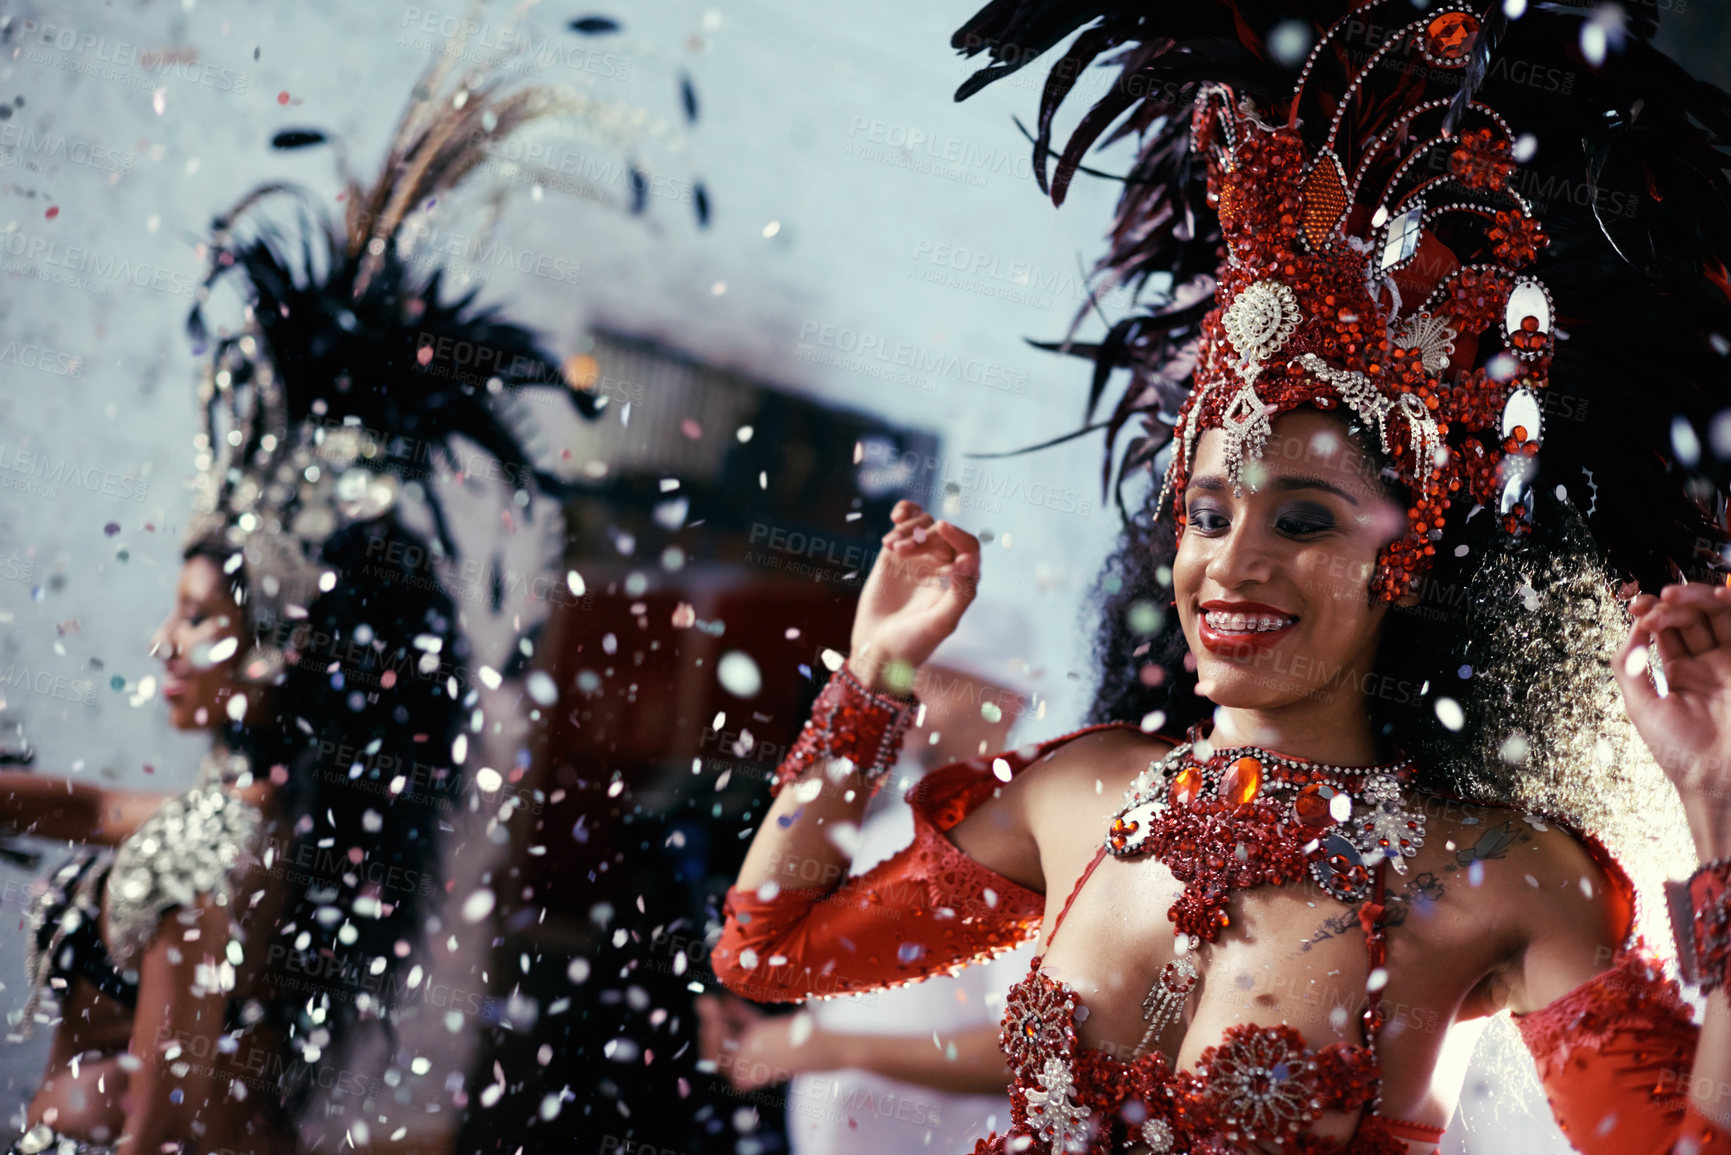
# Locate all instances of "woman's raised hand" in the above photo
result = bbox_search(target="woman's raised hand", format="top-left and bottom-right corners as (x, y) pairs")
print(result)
(847, 500), (980, 695)
(1614, 582), (1731, 860)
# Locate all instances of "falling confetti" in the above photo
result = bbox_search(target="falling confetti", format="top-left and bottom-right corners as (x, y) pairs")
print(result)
(526, 671), (558, 706)
(569, 16), (622, 34)
(461, 889), (497, 923)
(271, 129), (328, 149)
(716, 651), (762, 698)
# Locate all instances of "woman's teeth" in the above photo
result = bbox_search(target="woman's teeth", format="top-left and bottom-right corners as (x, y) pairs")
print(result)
(1205, 611), (1297, 633)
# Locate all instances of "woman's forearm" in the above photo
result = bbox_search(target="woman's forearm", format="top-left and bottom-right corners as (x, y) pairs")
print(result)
(0, 771), (166, 846)
(0, 771), (100, 844)
(823, 1022), (1010, 1095)
(1685, 990), (1731, 1132)
(1681, 802), (1731, 1134)
(733, 659), (914, 895)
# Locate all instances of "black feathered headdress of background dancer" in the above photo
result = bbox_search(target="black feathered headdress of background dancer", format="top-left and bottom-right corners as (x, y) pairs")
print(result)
(172, 24), (677, 1131)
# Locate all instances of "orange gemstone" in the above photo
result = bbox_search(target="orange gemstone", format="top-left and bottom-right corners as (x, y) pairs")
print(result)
(1423, 11), (1477, 61)
(1292, 782), (1344, 830)
(1219, 756), (1263, 805)
(1300, 152), (1350, 252)
(1171, 764), (1204, 806)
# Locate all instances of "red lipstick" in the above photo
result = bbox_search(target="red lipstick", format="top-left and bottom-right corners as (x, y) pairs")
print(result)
(1196, 600), (1299, 656)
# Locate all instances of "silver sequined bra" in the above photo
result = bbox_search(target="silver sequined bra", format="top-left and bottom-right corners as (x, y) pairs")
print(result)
(21, 753), (262, 1032)
(104, 776), (263, 963)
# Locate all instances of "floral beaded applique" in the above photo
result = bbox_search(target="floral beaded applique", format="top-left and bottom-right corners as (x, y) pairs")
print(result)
(982, 963), (1400, 1155)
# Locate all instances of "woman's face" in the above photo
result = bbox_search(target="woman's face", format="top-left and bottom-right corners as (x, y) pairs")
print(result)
(152, 554), (248, 730)
(1173, 408), (1411, 711)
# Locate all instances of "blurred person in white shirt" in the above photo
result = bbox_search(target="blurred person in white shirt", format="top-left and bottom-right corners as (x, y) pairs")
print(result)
(699, 602), (1040, 1152)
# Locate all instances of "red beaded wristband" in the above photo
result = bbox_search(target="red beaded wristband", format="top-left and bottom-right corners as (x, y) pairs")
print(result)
(768, 664), (919, 801)
(1666, 856), (1731, 995)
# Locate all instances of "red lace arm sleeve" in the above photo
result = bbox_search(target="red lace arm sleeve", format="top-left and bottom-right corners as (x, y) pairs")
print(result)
(1512, 939), (1728, 1154)
(709, 721), (1138, 1003)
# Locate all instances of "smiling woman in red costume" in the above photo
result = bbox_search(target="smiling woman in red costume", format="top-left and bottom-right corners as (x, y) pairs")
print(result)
(713, 2), (1731, 1152)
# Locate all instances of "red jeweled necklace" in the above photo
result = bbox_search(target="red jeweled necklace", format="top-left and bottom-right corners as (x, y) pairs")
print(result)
(1104, 721), (1425, 1051)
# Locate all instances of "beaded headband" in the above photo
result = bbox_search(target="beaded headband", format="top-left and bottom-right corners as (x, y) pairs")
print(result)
(1155, 3), (1555, 602)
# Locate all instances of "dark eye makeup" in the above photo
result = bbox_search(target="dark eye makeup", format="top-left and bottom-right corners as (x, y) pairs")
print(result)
(1184, 499), (1338, 537)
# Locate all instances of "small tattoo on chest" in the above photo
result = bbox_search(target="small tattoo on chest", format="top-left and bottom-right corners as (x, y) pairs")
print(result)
(1291, 818), (1531, 953)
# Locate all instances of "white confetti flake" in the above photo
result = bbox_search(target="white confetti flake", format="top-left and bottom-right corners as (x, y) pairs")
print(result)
(828, 822), (861, 857)
(526, 671), (558, 706)
(461, 889), (497, 923)
(717, 651), (762, 697)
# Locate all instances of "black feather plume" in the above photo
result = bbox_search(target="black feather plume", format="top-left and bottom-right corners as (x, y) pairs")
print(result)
(951, 0), (1731, 589)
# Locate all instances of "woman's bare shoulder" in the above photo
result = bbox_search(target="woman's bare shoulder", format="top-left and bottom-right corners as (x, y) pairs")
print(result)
(1022, 726), (1175, 845)
(1032, 724), (1175, 792)
(946, 725), (1173, 895)
(1415, 794), (1627, 950)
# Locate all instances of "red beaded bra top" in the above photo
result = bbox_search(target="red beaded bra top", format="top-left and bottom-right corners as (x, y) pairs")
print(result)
(978, 725), (1443, 1155)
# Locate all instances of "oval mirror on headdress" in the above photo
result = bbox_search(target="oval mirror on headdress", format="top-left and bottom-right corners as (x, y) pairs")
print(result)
(1498, 387), (1543, 519)
(1503, 278), (1553, 360)
(1500, 386), (1543, 446)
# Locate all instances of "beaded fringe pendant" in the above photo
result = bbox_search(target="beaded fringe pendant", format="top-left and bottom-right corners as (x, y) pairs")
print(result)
(1138, 936), (1202, 1048)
